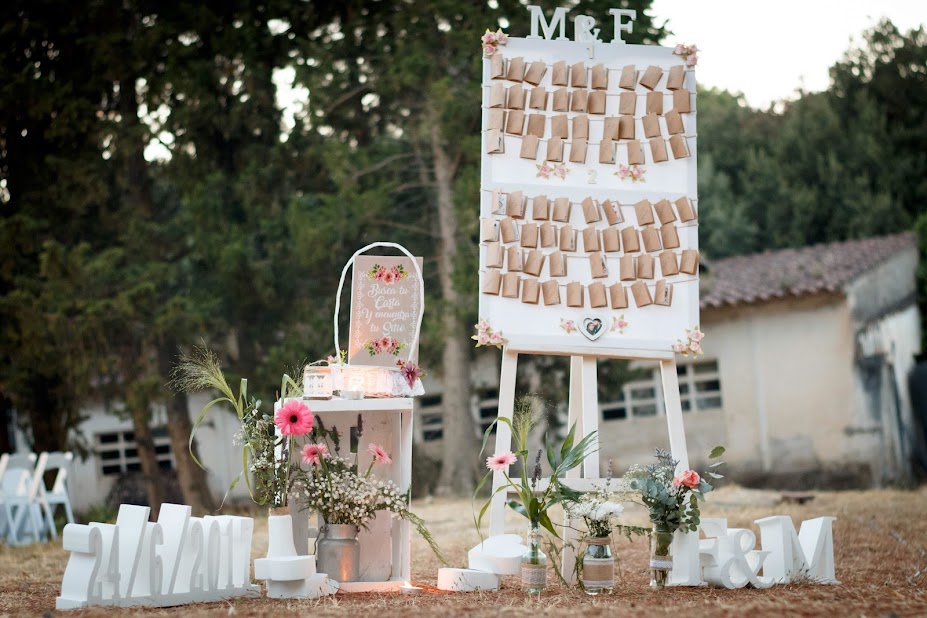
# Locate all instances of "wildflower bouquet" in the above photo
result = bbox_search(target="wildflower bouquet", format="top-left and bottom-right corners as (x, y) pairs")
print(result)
(565, 466), (643, 540)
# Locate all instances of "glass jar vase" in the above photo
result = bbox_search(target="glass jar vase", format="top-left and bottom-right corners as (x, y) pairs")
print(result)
(521, 524), (547, 594)
(650, 523), (674, 589)
(581, 535), (614, 595)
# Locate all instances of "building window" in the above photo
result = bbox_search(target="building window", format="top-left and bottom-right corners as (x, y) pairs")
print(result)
(678, 360), (723, 412)
(601, 359), (722, 420)
(417, 395), (443, 442)
(96, 428), (174, 476)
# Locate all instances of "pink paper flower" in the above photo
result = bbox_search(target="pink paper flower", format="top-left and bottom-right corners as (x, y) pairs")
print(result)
(301, 442), (329, 465)
(554, 164), (568, 179)
(488, 331), (503, 346)
(686, 54), (698, 67)
(275, 400), (313, 436)
(686, 44), (699, 55)
(688, 328), (703, 342)
(674, 43), (686, 55)
(673, 469), (701, 489)
(495, 30), (508, 45)
(537, 163), (552, 179)
(561, 319), (577, 334)
(483, 43), (496, 56)
(672, 341), (687, 354)
(477, 319), (490, 331)
(397, 360), (425, 389)
(486, 451), (517, 472)
(368, 443), (392, 465)
(632, 166), (643, 178)
(689, 340), (701, 353)
(481, 30), (497, 45)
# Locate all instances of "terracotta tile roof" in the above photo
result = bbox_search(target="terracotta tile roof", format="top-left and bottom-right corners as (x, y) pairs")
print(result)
(700, 232), (917, 309)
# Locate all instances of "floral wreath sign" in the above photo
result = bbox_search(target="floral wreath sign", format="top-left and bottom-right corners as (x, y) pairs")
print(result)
(350, 255), (423, 366)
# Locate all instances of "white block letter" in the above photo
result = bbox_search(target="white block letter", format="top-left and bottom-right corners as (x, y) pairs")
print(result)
(608, 9), (637, 44)
(527, 5), (569, 41)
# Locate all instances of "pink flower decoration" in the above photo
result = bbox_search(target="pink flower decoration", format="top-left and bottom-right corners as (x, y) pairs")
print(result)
(495, 30), (508, 45)
(368, 443), (392, 465)
(673, 469), (701, 489)
(672, 341), (687, 354)
(488, 331), (503, 346)
(397, 360), (425, 388)
(486, 451), (517, 472)
(689, 340), (701, 353)
(382, 270), (396, 284)
(554, 164), (568, 179)
(674, 44), (686, 55)
(301, 442), (329, 465)
(275, 400), (313, 436)
(483, 43), (496, 56)
(481, 30), (496, 45)
(477, 319), (490, 331)
(686, 54), (698, 67)
(689, 329), (704, 342)
(632, 166), (643, 178)
(686, 44), (699, 54)
(379, 336), (392, 350)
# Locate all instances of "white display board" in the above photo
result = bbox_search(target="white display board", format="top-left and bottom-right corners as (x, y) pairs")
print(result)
(478, 37), (698, 354)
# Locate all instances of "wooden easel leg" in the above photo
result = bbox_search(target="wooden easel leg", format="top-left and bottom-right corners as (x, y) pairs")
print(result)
(489, 348), (518, 537)
(580, 356), (600, 478)
(560, 356), (587, 584)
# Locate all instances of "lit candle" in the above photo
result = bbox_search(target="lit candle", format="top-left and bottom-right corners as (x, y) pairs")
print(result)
(399, 582), (423, 595)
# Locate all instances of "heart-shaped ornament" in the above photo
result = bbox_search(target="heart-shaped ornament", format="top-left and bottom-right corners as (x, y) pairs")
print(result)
(581, 317), (607, 341)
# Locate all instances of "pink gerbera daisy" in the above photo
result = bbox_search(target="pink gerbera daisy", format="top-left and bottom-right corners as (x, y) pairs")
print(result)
(368, 443), (392, 465)
(301, 442), (329, 465)
(486, 451), (517, 472)
(275, 400), (313, 436)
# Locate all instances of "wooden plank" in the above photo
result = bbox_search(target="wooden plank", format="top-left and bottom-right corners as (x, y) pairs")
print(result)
(489, 349), (518, 537)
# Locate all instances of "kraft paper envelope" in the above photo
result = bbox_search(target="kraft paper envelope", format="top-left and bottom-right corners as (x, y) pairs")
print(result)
(507, 191), (526, 218)
(673, 89), (692, 113)
(487, 108), (505, 131)
(552, 87), (570, 112)
(641, 226), (662, 253)
(679, 249), (699, 274)
(566, 281), (584, 307)
(501, 272), (520, 298)
(559, 224), (576, 250)
(582, 197), (601, 224)
(589, 253), (609, 278)
(522, 278), (540, 304)
(549, 251), (567, 277)
(588, 90), (607, 115)
(665, 110), (685, 135)
(639, 65), (663, 90)
(650, 138), (669, 163)
(539, 222), (556, 247)
(603, 200), (623, 225)
(480, 218), (498, 242)
(550, 114), (569, 138)
(505, 109), (525, 135)
(506, 84), (526, 110)
(542, 279), (561, 305)
(532, 195), (550, 220)
(599, 138), (616, 164)
(619, 255), (637, 281)
(654, 279), (673, 306)
(589, 282), (608, 308)
(618, 115), (636, 139)
(490, 53), (505, 80)
(505, 56), (525, 82)
(524, 60), (547, 86)
(526, 114), (546, 138)
(646, 91), (664, 115)
(489, 83), (505, 108)
(675, 196), (698, 221)
(524, 249), (545, 276)
(486, 129), (504, 154)
(519, 134), (539, 160)
(570, 89), (589, 113)
(634, 199), (655, 226)
(627, 140), (644, 165)
(631, 280), (652, 307)
(591, 63), (608, 90)
(582, 226), (601, 252)
(500, 217), (518, 243)
(621, 227), (641, 253)
(546, 136), (564, 162)
(609, 283), (629, 309)
(569, 138), (588, 164)
(654, 199), (676, 224)
(491, 189), (507, 215)
(528, 87), (548, 111)
(521, 279), (541, 305)
(660, 223), (680, 249)
(619, 91), (636, 115)
(666, 65), (685, 90)
(520, 222), (539, 248)
(642, 114), (662, 139)
(553, 198), (572, 222)
(572, 115), (589, 139)
(619, 65), (637, 90)
(570, 61), (587, 87)
(482, 269), (502, 295)
(659, 251), (679, 276)
(637, 253), (655, 279)
(507, 246), (523, 271)
(669, 134), (690, 159)
(551, 61), (568, 86)
(603, 117), (621, 140)
(485, 241), (504, 268)
(602, 227), (621, 253)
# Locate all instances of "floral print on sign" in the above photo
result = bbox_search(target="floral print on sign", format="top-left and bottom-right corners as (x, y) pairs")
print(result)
(365, 336), (405, 356)
(367, 263), (408, 284)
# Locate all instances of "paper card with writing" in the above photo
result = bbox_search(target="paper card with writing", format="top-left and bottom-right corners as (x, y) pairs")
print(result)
(572, 115), (590, 139)
(599, 138), (616, 164)
(519, 135), (540, 160)
(582, 226), (601, 252)
(566, 281), (584, 307)
(482, 268), (502, 296)
(559, 224), (577, 251)
(552, 88), (570, 112)
(570, 61), (587, 88)
(532, 195), (550, 220)
(487, 109), (505, 131)
(542, 280), (561, 305)
(506, 84), (526, 110)
(627, 140), (644, 165)
(551, 61), (568, 86)
(507, 246), (524, 272)
(638, 253), (655, 279)
(507, 191), (526, 218)
(539, 222), (556, 247)
(505, 110), (526, 136)
(505, 57), (526, 82)
(489, 83), (505, 108)
(549, 251), (567, 277)
(679, 249), (700, 275)
(621, 227), (641, 253)
(485, 242), (504, 268)
(524, 61), (547, 86)
(675, 196), (698, 221)
(650, 138), (669, 163)
(655, 279), (673, 306)
(641, 227), (663, 253)
(591, 63), (608, 90)
(550, 114), (569, 138)
(673, 89), (692, 113)
(490, 53), (505, 80)
(523, 249), (545, 276)
(661, 223), (680, 249)
(603, 117), (620, 140)
(522, 278), (540, 304)
(589, 282), (608, 308)
(646, 91), (664, 115)
(500, 217), (518, 243)
(602, 227), (621, 253)
(569, 138), (588, 164)
(618, 115), (636, 140)
(588, 91), (606, 115)
(581, 197), (601, 224)
(528, 87), (548, 111)
(609, 283), (629, 309)
(634, 199), (655, 226)
(491, 189), (507, 215)
(670, 134), (690, 159)
(602, 199), (624, 225)
(552, 198), (572, 223)
(619, 65), (637, 90)
(659, 251), (679, 277)
(546, 137), (564, 162)
(351, 256), (424, 365)
(486, 129), (504, 154)
(642, 114), (662, 139)
(501, 272), (521, 298)
(654, 199), (676, 224)
(520, 222), (539, 248)
(526, 114), (546, 138)
(619, 255), (637, 281)
(619, 91), (636, 115)
(570, 89), (589, 113)
(480, 218), (499, 242)
(589, 253), (608, 278)
(631, 280), (653, 307)
(666, 65), (685, 90)
(639, 65), (663, 90)
(665, 110), (685, 135)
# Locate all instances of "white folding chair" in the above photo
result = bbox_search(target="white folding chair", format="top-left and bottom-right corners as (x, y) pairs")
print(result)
(5, 452), (48, 545)
(38, 451), (75, 540)
(0, 452), (37, 545)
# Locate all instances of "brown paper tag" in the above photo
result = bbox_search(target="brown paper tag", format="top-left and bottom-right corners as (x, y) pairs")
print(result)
(522, 278), (540, 304)
(529, 87), (548, 111)
(638, 253), (655, 279)
(506, 84), (526, 110)
(507, 246), (524, 272)
(619, 91), (636, 115)
(570, 61), (587, 88)
(539, 222), (556, 247)
(520, 222), (539, 248)
(588, 90), (606, 115)
(486, 128), (504, 154)
(546, 137), (564, 162)
(487, 108), (505, 131)
(599, 138), (616, 164)
(491, 189), (507, 215)
(519, 134), (539, 160)
(591, 63), (608, 90)
(572, 115), (589, 139)
(553, 198), (572, 223)
(654, 199), (676, 224)
(566, 281), (584, 307)
(569, 138), (588, 164)
(618, 115), (636, 140)
(666, 65), (685, 91)
(489, 83), (505, 108)
(603, 117), (620, 140)
(490, 53), (505, 80)
(641, 226), (663, 253)
(642, 113), (662, 139)
(639, 65), (663, 90)
(609, 283), (629, 309)
(570, 89), (589, 113)
(480, 218), (499, 242)
(602, 227), (621, 252)
(524, 60), (547, 86)
(581, 197), (601, 224)
(650, 138), (669, 163)
(634, 199), (655, 226)
(602, 200), (623, 225)
(506, 57), (525, 82)
(526, 114), (546, 138)
(589, 282), (608, 307)
(660, 223), (680, 249)
(627, 140), (644, 165)
(507, 191), (526, 218)
(589, 253), (608, 278)
(550, 114), (569, 138)
(654, 279), (673, 306)
(582, 226), (601, 252)
(482, 269), (502, 295)
(619, 255), (637, 281)
(551, 61), (568, 86)
(673, 89), (692, 113)
(659, 251), (679, 276)
(631, 280), (652, 306)
(559, 224), (576, 251)
(485, 241), (504, 268)
(505, 110), (525, 135)
(500, 217), (517, 243)
(679, 249), (699, 275)
(552, 87), (570, 112)
(524, 249), (545, 276)
(669, 134), (689, 159)
(532, 195), (550, 220)
(665, 110), (685, 135)
(646, 91), (664, 115)
(549, 250), (567, 277)
(621, 227), (640, 253)
(675, 196), (697, 222)
(501, 272), (520, 298)
(542, 279), (561, 305)
(619, 65), (637, 90)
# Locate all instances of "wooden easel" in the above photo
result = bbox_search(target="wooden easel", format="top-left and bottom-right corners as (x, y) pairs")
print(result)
(488, 344), (702, 585)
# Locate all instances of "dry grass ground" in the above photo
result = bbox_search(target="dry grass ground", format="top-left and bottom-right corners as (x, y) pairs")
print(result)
(1, 485), (926, 617)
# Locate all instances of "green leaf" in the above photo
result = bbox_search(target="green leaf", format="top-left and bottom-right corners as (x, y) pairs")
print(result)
(707, 472), (724, 479)
(506, 500), (529, 520)
(709, 446), (726, 459)
(538, 510), (560, 539)
(560, 423), (577, 460)
(189, 396), (233, 469)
